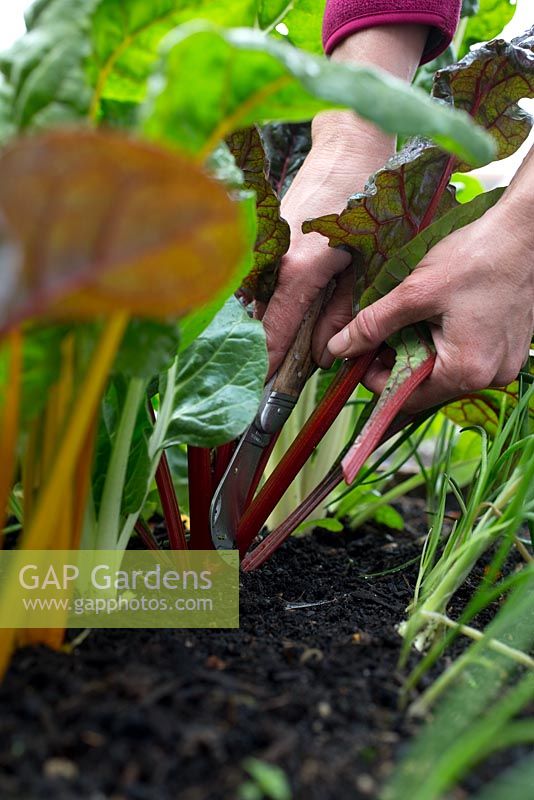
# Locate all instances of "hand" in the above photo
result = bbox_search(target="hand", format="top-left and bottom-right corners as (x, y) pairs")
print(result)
(327, 197), (534, 411)
(259, 24), (428, 376)
(259, 114), (394, 374)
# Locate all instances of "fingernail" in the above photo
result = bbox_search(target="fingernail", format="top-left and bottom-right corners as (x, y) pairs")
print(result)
(328, 327), (350, 356)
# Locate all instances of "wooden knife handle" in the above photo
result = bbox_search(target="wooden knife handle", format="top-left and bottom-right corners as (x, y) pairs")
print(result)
(271, 291), (326, 399)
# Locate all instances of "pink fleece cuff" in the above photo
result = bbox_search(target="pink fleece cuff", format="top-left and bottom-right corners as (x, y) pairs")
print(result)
(323, 1), (461, 64)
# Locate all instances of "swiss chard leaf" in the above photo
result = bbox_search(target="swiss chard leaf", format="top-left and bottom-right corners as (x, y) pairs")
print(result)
(443, 375), (534, 436)
(304, 140), (457, 303)
(88, 0), (259, 118)
(434, 28), (534, 167)
(0, 0), (100, 131)
(0, 129), (247, 332)
(163, 297), (268, 448)
(458, 0), (517, 58)
(227, 126), (290, 302)
(258, 0), (324, 54)
(262, 121), (312, 197)
(112, 320), (180, 379)
(19, 325), (68, 425)
(0, 78), (16, 145)
(305, 29), (534, 304)
(360, 188), (504, 308)
(92, 377), (153, 516)
(143, 24), (494, 165)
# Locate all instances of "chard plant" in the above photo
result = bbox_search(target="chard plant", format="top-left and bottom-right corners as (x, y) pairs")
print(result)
(0, 0), (494, 673)
(238, 27), (534, 568)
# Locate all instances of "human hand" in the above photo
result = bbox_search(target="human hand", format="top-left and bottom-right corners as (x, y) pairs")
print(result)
(259, 24), (428, 376)
(259, 113), (394, 375)
(327, 197), (534, 411)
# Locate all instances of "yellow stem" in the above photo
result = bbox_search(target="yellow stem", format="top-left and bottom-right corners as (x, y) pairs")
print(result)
(0, 329), (22, 535)
(23, 314), (128, 550)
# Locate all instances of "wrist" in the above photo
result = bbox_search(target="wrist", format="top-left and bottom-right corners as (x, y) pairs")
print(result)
(311, 110), (394, 157)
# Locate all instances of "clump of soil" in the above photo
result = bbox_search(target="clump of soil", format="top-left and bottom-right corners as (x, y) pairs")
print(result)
(0, 505), (520, 800)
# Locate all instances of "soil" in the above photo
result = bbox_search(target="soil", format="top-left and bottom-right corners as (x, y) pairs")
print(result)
(0, 498), (523, 800)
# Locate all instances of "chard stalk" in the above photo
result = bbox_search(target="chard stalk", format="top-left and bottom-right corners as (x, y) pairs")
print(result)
(187, 446), (213, 549)
(342, 330), (435, 484)
(237, 352), (375, 555)
(117, 359), (180, 550)
(96, 376), (146, 550)
(147, 399), (187, 550)
(155, 450), (187, 550)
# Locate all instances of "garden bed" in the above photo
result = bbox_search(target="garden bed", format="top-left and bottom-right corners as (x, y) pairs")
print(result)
(0, 500), (520, 800)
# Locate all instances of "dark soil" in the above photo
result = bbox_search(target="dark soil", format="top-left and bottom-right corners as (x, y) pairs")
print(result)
(0, 499), (522, 800)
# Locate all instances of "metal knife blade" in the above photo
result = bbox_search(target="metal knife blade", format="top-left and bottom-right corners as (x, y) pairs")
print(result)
(209, 289), (328, 550)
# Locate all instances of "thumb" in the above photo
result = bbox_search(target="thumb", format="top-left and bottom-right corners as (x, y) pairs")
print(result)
(327, 277), (439, 358)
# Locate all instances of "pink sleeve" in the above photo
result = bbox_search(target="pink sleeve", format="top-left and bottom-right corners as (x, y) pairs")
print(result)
(323, 0), (462, 64)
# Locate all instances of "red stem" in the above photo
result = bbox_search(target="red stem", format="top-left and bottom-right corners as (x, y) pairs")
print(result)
(155, 451), (188, 550)
(187, 446), (214, 549)
(148, 401), (188, 550)
(242, 403), (438, 571)
(244, 433), (280, 511)
(236, 352), (377, 557)
(135, 519), (160, 551)
(342, 352), (436, 485)
(241, 465), (343, 572)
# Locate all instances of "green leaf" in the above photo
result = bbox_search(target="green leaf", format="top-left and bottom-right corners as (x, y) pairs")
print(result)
(0, 78), (16, 145)
(113, 320), (180, 379)
(242, 758), (292, 800)
(258, 0), (324, 54)
(177, 189), (258, 352)
(143, 24), (494, 165)
(461, 0), (480, 17)
(227, 126), (290, 302)
(0, 0), (100, 131)
(92, 378), (152, 516)
(88, 0), (258, 118)
(470, 758), (534, 800)
(458, 0), (517, 58)
(293, 517), (344, 535)
(164, 296), (268, 448)
(20, 325), (67, 426)
(121, 405), (153, 515)
(450, 172), (486, 203)
(434, 29), (534, 166)
(374, 504), (404, 531)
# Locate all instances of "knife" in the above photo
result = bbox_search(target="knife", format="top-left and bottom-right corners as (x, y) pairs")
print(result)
(210, 291), (326, 550)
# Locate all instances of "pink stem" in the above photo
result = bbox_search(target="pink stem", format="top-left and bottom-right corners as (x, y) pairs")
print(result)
(237, 352), (377, 557)
(155, 451), (188, 550)
(241, 465), (343, 572)
(342, 353), (436, 485)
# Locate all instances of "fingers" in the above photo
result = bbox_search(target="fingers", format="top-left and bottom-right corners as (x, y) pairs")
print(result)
(363, 327), (529, 414)
(312, 267), (355, 368)
(262, 287), (313, 377)
(262, 241), (351, 376)
(327, 274), (443, 359)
